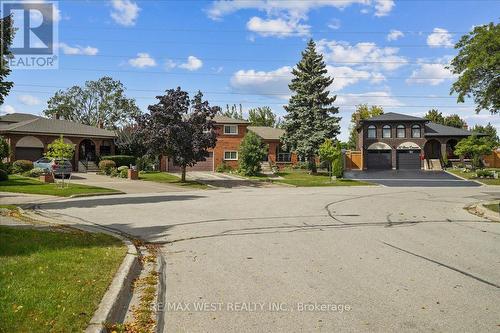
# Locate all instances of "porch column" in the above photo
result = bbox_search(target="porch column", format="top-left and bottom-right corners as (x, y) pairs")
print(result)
(391, 148), (397, 170)
(94, 139), (102, 157)
(440, 142), (447, 160)
(7, 136), (17, 162)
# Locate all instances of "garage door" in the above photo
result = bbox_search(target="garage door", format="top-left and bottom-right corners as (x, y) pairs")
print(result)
(15, 147), (44, 161)
(168, 152), (214, 172)
(397, 149), (421, 170)
(366, 150), (392, 169)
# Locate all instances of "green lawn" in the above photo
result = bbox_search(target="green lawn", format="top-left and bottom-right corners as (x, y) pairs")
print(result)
(484, 202), (499, 213)
(273, 170), (373, 187)
(139, 171), (208, 189)
(447, 169), (500, 185)
(0, 226), (127, 333)
(0, 175), (120, 197)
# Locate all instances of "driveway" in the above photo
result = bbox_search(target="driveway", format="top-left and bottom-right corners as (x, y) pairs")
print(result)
(181, 171), (281, 189)
(32, 186), (500, 332)
(345, 170), (481, 187)
(70, 173), (187, 194)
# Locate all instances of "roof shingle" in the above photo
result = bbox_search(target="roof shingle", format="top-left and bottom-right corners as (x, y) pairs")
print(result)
(248, 126), (284, 140)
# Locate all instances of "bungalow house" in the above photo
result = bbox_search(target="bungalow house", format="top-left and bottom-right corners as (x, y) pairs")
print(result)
(356, 112), (481, 170)
(0, 113), (116, 171)
(161, 115), (297, 172)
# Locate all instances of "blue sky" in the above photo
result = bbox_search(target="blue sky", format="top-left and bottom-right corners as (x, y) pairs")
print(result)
(2, 0), (499, 140)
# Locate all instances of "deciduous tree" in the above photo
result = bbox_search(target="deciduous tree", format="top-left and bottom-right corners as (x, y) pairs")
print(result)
(138, 88), (218, 182)
(423, 109), (444, 124)
(472, 123), (499, 147)
(238, 132), (268, 176)
(44, 77), (141, 130)
(444, 114), (467, 129)
(45, 136), (75, 160)
(248, 106), (277, 127)
(282, 39), (341, 173)
(454, 135), (494, 169)
(347, 104), (383, 149)
(448, 22), (500, 114)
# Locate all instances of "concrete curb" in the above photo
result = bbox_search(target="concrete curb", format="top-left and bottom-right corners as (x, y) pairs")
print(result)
(470, 202), (500, 222)
(69, 191), (125, 198)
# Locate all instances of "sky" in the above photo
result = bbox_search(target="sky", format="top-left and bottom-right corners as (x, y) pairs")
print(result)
(2, 0), (499, 141)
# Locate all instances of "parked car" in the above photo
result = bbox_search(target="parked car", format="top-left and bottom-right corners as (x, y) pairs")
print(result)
(34, 158), (72, 178)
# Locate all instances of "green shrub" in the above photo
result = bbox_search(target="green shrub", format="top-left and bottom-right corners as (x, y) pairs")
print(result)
(216, 161), (233, 173)
(117, 165), (129, 172)
(120, 168), (128, 178)
(12, 160), (34, 174)
(0, 169), (8, 181)
(99, 160), (116, 175)
(0, 161), (12, 174)
(238, 132), (268, 176)
(100, 155), (136, 167)
(109, 168), (118, 177)
(23, 167), (46, 178)
(475, 169), (494, 178)
(292, 162), (309, 170)
(332, 156), (343, 178)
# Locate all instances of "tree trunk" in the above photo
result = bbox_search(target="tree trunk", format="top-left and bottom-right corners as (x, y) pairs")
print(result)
(181, 165), (187, 182)
(309, 156), (317, 174)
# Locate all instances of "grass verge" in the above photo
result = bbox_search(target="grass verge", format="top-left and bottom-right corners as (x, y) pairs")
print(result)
(273, 170), (373, 187)
(484, 202), (499, 213)
(139, 171), (208, 189)
(0, 175), (120, 197)
(447, 169), (500, 185)
(0, 226), (127, 332)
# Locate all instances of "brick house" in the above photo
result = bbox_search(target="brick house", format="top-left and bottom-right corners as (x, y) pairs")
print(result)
(0, 113), (116, 171)
(161, 115), (297, 172)
(356, 112), (481, 170)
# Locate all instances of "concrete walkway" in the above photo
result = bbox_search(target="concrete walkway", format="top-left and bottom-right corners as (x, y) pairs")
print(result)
(177, 171), (282, 189)
(70, 173), (188, 194)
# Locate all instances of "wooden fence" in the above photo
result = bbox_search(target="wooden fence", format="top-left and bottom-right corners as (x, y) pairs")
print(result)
(345, 150), (363, 170)
(483, 150), (500, 168)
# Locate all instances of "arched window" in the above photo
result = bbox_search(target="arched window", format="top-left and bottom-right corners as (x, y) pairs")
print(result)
(382, 125), (391, 138)
(411, 124), (421, 138)
(367, 125), (376, 138)
(397, 125), (406, 138)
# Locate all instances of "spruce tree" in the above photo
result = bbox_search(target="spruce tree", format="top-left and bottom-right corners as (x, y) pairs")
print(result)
(282, 39), (341, 173)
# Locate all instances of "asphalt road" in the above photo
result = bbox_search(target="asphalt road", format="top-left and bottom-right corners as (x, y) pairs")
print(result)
(34, 186), (500, 332)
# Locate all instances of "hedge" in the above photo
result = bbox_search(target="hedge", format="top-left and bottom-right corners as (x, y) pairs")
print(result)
(98, 160), (116, 175)
(12, 160), (34, 174)
(100, 155), (136, 167)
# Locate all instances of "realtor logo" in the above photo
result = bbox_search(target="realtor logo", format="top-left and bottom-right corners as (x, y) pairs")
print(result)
(2, 1), (59, 69)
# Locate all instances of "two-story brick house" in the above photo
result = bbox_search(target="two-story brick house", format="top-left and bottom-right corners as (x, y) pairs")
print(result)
(162, 115), (297, 172)
(356, 112), (480, 170)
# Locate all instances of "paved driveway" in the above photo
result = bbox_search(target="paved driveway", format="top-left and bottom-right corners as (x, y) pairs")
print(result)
(345, 170), (481, 187)
(32, 186), (500, 332)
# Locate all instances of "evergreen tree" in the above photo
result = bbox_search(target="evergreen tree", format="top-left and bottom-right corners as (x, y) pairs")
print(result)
(282, 39), (341, 173)
(0, 14), (14, 105)
(423, 109), (445, 124)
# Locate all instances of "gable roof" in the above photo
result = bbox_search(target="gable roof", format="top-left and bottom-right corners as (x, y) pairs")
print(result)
(0, 114), (116, 138)
(213, 115), (249, 124)
(0, 113), (40, 123)
(248, 126), (284, 141)
(363, 112), (426, 122)
(424, 122), (478, 137)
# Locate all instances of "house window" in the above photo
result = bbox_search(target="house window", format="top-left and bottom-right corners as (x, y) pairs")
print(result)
(397, 125), (406, 138)
(367, 125), (376, 138)
(411, 124), (421, 138)
(382, 125), (391, 138)
(223, 125), (238, 135)
(224, 151), (238, 160)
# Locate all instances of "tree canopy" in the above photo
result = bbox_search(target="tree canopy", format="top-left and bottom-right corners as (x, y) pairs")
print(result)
(219, 104), (244, 120)
(423, 109), (467, 129)
(248, 106), (277, 127)
(238, 132), (268, 176)
(137, 88), (218, 181)
(45, 136), (75, 160)
(44, 77), (141, 130)
(347, 104), (384, 149)
(0, 14), (14, 106)
(472, 123), (499, 147)
(448, 22), (500, 114)
(423, 109), (444, 124)
(454, 134), (494, 169)
(282, 39), (341, 173)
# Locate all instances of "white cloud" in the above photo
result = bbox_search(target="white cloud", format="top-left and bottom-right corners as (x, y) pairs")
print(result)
(427, 28), (454, 48)
(326, 66), (385, 91)
(179, 56), (203, 71)
(337, 91), (403, 107)
(317, 39), (408, 72)
(387, 29), (404, 41)
(57, 43), (99, 56)
(17, 95), (41, 106)
(110, 0), (140, 26)
(328, 19), (341, 30)
(374, 0), (395, 16)
(128, 53), (157, 68)
(246, 16), (310, 37)
(406, 60), (455, 85)
(230, 66), (293, 99)
(0, 105), (16, 115)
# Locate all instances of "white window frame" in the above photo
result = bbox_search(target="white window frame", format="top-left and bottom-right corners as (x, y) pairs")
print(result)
(224, 151), (238, 161)
(397, 125), (406, 138)
(223, 124), (238, 135)
(411, 124), (421, 138)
